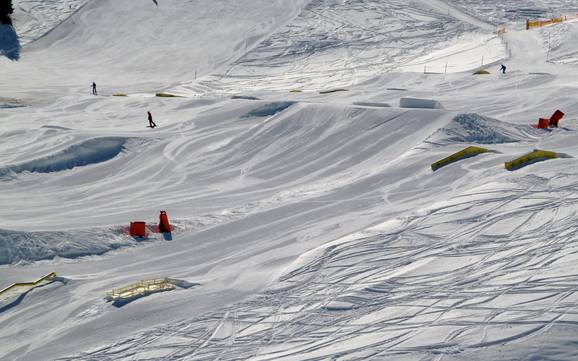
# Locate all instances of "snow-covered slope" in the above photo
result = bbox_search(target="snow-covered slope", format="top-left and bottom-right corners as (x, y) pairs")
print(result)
(185, 0), (502, 92)
(2, 0), (307, 92)
(2, 1), (578, 360)
(11, 0), (89, 46)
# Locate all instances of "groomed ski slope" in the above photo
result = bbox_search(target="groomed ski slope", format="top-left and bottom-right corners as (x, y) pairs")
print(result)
(2, 0), (578, 360)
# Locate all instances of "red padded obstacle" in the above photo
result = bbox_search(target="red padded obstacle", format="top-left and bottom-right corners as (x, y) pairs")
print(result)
(533, 118), (550, 129)
(158, 211), (172, 233)
(129, 221), (147, 237)
(549, 110), (565, 127)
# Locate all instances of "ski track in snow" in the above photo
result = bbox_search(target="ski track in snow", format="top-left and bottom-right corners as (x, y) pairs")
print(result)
(181, 0), (489, 93)
(60, 175), (578, 360)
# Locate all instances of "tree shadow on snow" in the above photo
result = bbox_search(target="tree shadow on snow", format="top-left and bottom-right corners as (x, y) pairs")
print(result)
(0, 24), (20, 61)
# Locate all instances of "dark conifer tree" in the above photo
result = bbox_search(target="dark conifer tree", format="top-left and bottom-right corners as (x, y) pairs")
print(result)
(0, 0), (14, 25)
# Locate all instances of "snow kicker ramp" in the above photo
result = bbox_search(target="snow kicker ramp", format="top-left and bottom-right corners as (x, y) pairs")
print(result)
(0, 137), (128, 178)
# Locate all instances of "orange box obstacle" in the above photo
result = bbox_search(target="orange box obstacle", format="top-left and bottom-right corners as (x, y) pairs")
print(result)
(129, 221), (147, 237)
(549, 110), (565, 127)
(158, 211), (172, 233)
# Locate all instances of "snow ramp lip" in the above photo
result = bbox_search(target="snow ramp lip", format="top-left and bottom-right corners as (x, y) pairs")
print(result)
(243, 101), (296, 118)
(0, 137), (131, 178)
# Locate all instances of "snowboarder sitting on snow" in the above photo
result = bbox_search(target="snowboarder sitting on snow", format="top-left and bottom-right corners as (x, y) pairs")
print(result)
(91, 82), (97, 95)
(500, 64), (507, 74)
(148, 111), (157, 128)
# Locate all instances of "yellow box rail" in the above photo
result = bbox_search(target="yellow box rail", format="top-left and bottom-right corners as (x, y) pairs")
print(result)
(106, 278), (176, 301)
(155, 92), (182, 98)
(505, 149), (558, 171)
(527, 17), (565, 30)
(431, 146), (489, 171)
(0, 272), (57, 297)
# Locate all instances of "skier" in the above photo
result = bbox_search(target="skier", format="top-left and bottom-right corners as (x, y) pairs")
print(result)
(147, 111), (157, 128)
(91, 82), (97, 95)
(500, 64), (507, 74)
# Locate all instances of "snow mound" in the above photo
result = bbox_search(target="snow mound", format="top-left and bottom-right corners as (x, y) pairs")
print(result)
(430, 113), (540, 145)
(400, 97), (444, 109)
(0, 98), (25, 108)
(353, 102), (391, 108)
(243, 101), (295, 118)
(0, 227), (133, 265)
(231, 95), (261, 101)
(0, 137), (130, 178)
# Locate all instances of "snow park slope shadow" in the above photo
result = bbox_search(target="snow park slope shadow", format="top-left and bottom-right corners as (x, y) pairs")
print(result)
(0, 137), (129, 179)
(243, 101), (295, 118)
(0, 24), (21, 60)
(428, 113), (543, 145)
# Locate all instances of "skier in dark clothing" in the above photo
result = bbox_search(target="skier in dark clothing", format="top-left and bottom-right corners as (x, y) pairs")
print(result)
(500, 64), (507, 74)
(91, 82), (97, 95)
(148, 111), (157, 128)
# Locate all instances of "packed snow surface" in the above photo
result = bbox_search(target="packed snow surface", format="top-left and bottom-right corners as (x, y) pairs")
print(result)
(2, 0), (578, 360)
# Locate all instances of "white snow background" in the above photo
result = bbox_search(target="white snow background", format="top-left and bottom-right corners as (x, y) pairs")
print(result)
(2, 0), (578, 360)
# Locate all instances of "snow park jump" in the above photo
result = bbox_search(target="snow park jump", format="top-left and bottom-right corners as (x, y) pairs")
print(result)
(4, 0), (578, 360)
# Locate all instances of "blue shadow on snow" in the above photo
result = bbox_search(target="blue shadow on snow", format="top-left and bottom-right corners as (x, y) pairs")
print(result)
(0, 24), (20, 61)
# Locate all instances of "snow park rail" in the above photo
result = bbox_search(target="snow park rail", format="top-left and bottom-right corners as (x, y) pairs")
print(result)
(431, 146), (489, 171)
(526, 16), (569, 30)
(106, 278), (177, 303)
(0, 272), (57, 297)
(505, 149), (558, 171)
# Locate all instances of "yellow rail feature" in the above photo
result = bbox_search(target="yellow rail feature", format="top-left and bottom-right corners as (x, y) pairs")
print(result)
(431, 146), (489, 171)
(527, 16), (565, 30)
(319, 88), (348, 94)
(505, 149), (558, 171)
(106, 278), (176, 302)
(155, 92), (182, 98)
(0, 272), (57, 297)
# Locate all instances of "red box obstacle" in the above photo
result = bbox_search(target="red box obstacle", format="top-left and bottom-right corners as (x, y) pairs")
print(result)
(534, 118), (550, 129)
(549, 110), (565, 127)
(158, 211), (172, 233)
(129, 221), (147, 237)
